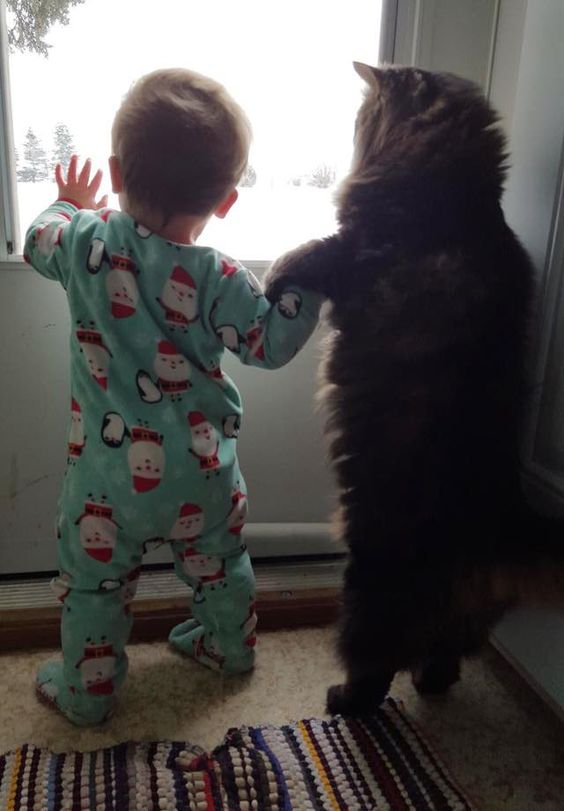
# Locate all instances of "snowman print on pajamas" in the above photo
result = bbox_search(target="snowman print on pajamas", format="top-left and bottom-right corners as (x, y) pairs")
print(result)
(101, 415), (166, 492)
(75, 496), (121, 564)
(76, 322), (112, 390)
(85, 241), (140, 318)
(157, 265), (199, 330)
(128, 424), (166, 493)
(67, 398), (86, 463)
(76, 637), (116, 695)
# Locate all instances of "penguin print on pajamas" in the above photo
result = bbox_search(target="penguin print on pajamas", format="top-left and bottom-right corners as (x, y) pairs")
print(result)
(223, 414), (240, 438)
(278, 291), (302, 319)
(157, 265), (199, 330)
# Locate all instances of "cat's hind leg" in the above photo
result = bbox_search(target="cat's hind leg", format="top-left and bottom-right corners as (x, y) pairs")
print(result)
(411, 650), (461, 695)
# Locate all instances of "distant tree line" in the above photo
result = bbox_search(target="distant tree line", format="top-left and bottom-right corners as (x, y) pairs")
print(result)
(16, 123), (75, 182)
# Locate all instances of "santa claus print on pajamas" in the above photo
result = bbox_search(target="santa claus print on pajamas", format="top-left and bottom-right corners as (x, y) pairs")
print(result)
(180, 548), (227, 588)
(127, 424), (165, 492)
(193, 634), (225, 670)
(169, 503), (204, 544)
(157, 265), (199, 329)
(68, 398), (86, 462)
(153, 340), (192, 398)
(227, 486), (247, 534)
(76, 638), (116, 695)
(35, 221), (65, 258)
(245, 319), (265, 361)
(76, 324), (112, 390)
(188, 411), (220, 474)
(75, 498), (121, 563)
(241, 600), (258, 648)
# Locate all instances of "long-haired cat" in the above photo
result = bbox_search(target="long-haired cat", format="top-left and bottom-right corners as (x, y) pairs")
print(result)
(264, 63), (564, 715)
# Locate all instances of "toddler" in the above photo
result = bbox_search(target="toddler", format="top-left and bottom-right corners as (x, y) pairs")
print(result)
(24, 68), (321, 725)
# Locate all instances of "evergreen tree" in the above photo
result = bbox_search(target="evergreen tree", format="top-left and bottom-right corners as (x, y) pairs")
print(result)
(307, 164), (336, 189)
(51, 122), (75, 171)
(17, 128), (49, 182)
(6, 0), (85, 56)
(239, 164), (257, 188)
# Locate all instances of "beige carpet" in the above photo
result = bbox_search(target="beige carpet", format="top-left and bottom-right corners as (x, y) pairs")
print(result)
(1, 626), (564, 809)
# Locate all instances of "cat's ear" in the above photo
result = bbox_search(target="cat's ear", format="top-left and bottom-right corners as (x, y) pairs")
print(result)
(353, 61), (384, 88)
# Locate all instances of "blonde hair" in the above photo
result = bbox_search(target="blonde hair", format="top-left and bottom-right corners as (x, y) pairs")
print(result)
(112, 68), (251, 221)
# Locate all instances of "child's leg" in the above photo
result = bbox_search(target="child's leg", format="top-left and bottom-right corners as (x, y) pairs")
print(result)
(37, 580), (135, 725)
(170, 542), (257, 674)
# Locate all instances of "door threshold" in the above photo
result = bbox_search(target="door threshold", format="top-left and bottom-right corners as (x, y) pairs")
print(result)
(0, 559), (344, 651)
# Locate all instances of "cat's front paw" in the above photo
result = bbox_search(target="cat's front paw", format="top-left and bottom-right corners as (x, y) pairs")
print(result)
(265, 236), (342, 301)
(326, 683), (350, 715)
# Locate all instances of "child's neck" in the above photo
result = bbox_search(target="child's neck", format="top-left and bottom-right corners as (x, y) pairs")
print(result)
(123, 202), (210, 245)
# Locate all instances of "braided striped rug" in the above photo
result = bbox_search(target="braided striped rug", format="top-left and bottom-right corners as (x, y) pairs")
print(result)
(0, 699), (475, 810)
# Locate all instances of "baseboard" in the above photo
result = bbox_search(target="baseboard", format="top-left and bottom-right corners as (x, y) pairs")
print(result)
(0, 560), (344, 651)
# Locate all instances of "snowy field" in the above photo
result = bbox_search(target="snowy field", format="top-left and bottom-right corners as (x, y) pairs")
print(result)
(16, 181), (340, 263)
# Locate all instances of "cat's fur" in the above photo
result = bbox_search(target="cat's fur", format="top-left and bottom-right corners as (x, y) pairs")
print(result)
(263, 64), (564, 715)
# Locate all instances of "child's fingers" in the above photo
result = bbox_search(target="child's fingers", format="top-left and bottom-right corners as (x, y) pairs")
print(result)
(96, 194), (109, 210)
(54, 163), (64, 188)
(67, 155), (78, 185)
(78, 158), (92, 186)
(89, 168), (103, 196)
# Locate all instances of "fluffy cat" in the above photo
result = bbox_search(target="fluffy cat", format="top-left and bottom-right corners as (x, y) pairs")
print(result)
(264, 63), (564, 715)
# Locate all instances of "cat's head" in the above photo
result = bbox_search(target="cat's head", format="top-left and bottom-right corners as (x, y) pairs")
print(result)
(339, 64), (506, 208)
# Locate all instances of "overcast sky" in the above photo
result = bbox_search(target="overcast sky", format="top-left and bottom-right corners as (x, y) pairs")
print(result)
(8, 0), (382, 186)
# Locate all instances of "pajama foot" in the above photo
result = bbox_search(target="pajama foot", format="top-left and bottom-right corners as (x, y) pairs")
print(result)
(169, 619), (255, 674)
(36, 660), (115, 727)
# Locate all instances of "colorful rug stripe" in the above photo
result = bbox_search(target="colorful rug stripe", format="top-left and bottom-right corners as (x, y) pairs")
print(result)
(0, 698), (475, 809)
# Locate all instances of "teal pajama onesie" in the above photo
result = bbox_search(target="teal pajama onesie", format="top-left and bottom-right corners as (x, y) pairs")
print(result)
(24, 202), (321, 726)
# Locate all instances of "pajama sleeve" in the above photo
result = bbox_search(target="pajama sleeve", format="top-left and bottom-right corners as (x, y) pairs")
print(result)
(23, 200), (83, 288)
(209, 256), (323, 369)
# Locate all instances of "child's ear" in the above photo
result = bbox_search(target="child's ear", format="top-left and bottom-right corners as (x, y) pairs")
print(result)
(214, 189), (238, 220)
(109, 155), (123, 194)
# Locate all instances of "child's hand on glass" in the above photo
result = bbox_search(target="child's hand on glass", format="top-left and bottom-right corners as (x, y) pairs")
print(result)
(55, 155), (108, 210)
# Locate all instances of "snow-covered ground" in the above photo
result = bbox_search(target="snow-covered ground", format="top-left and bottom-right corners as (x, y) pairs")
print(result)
(16, 181), (340, 261)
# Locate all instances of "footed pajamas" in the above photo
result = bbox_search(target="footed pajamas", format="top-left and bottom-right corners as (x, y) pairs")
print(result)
(25, 203), (321, 725)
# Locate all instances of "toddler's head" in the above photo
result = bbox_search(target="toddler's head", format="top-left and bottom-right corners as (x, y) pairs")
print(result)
(111, 68), (251, 225)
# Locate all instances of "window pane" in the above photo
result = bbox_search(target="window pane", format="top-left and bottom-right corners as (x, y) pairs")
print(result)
(8, 0), (381, 259)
